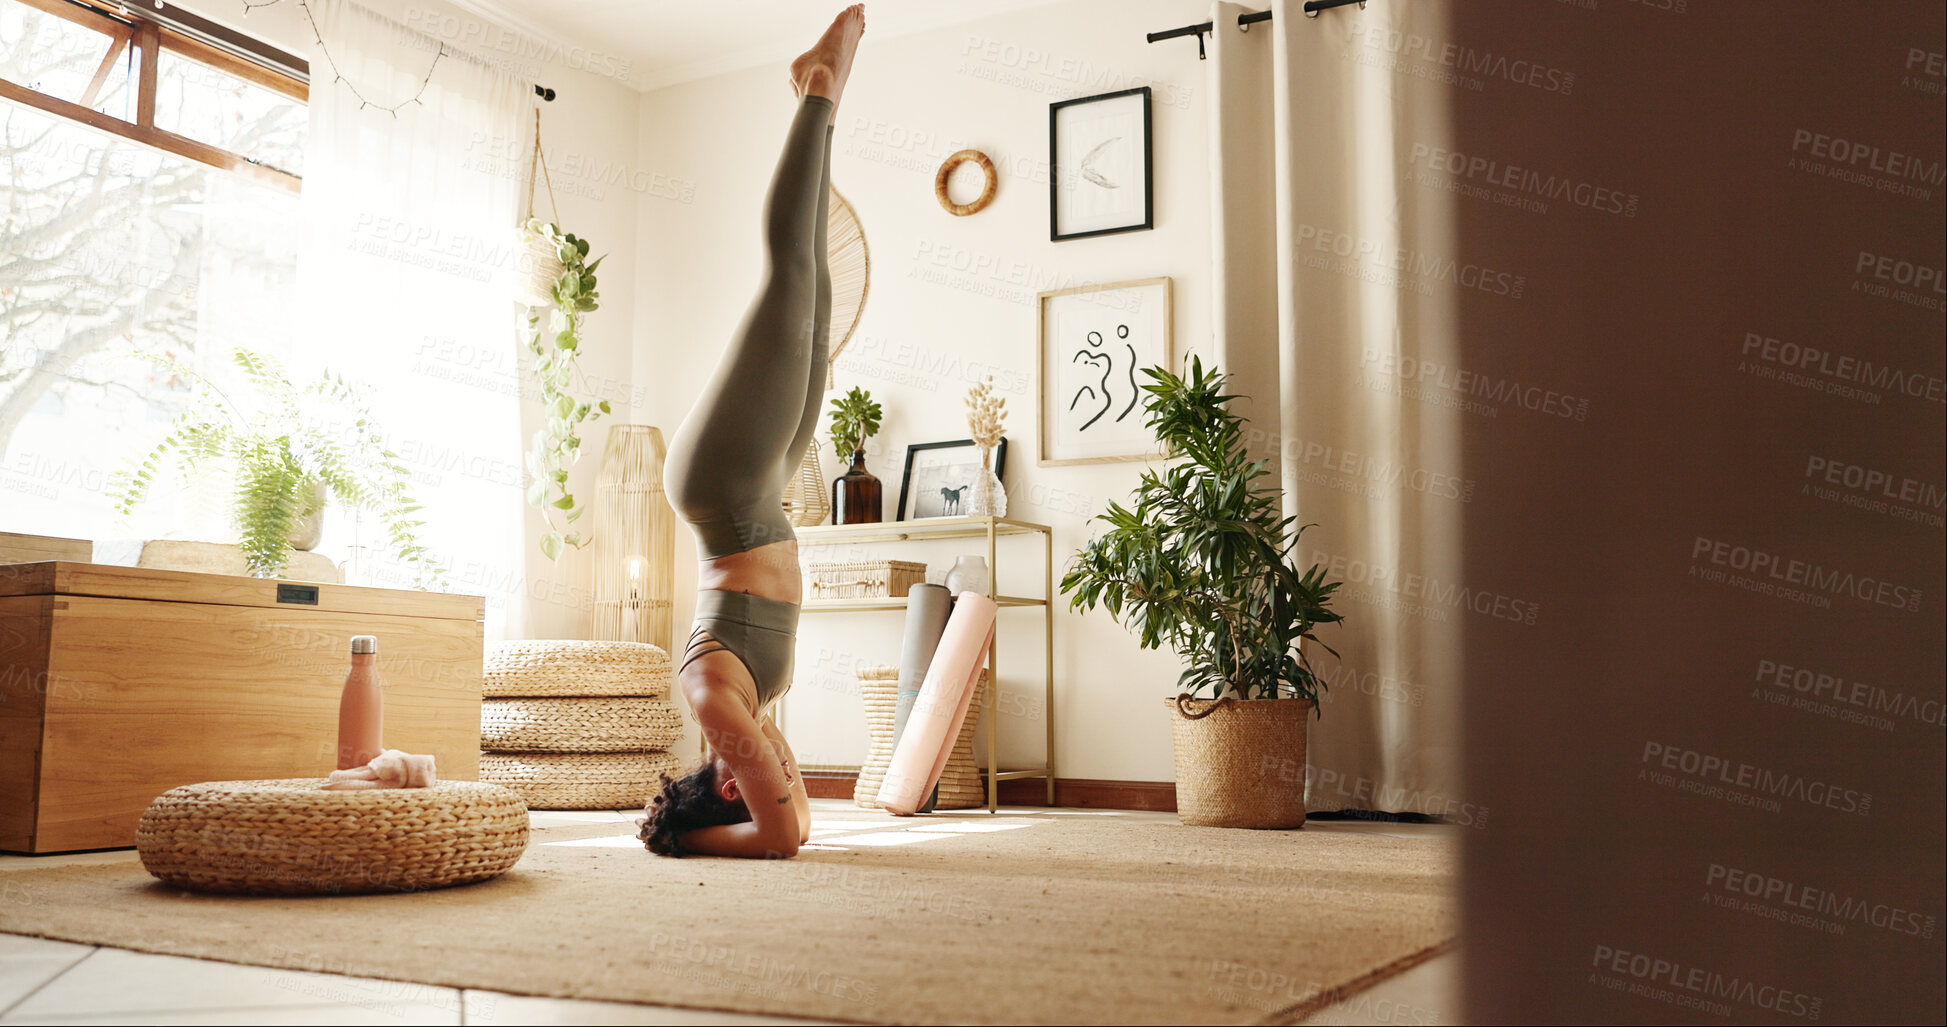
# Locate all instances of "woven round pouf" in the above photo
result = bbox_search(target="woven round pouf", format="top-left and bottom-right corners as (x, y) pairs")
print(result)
(481, 697), (684, 753)
(484, 639), (671, 698)
(853, 666), (986, 810)
(136, 779), (528, 896)
(481, 751), (685, 810)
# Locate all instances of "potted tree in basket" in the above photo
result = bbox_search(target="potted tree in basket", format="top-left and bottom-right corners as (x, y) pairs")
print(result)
(1061, 357), (1343, 829)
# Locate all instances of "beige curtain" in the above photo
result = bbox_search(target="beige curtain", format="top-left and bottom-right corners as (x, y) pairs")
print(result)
(1210, 0), (1465, 817)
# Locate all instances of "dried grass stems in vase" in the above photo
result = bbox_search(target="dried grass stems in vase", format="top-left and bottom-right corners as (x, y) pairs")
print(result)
(965, 376), (1007, 517)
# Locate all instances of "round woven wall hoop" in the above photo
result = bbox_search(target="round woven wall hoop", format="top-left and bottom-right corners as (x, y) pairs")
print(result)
(136, 779), (528, 895)
(484, 639), (671, 698)
(481, 697), (685, 753)
(934, 149), (997, 216)
(481, 751), (685, 811)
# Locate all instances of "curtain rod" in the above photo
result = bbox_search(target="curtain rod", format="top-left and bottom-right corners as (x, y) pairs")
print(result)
(1146, 0), (1365, 58)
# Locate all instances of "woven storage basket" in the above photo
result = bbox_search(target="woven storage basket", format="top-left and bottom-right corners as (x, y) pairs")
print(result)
(480, 751), (685, 810)
(807, 560), (927, 601)
(853, 665), (987, 809)
(484, 639), (671, 698)
(135, 779), (528, 895)
(481, 697), (684, 753)
(1168, 697), (1311, 829)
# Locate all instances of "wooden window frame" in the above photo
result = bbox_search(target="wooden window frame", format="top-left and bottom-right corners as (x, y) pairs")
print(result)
(0, 0), (304, 193)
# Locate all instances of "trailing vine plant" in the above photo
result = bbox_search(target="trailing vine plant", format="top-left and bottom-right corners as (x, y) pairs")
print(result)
(111, 349), (441, 585)
(520, 217), (610, 561)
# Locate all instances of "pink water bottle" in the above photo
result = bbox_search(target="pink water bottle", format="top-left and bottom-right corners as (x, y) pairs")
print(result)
(336, 635), (384, 770)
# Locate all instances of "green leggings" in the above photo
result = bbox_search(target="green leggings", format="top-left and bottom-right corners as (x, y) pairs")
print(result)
(665, 96), (832, 709)
(666, 95), (833, 559)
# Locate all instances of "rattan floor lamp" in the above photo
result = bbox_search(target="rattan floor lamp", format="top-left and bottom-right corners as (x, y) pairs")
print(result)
(780, 185), (870, 527)
(592, 425), (674, 651)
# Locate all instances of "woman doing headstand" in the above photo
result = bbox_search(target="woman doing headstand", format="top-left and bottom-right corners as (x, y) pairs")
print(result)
(638, 5), (866, 860)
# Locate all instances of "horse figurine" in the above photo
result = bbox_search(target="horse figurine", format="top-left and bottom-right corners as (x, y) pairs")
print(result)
(939, 484), (969, 515)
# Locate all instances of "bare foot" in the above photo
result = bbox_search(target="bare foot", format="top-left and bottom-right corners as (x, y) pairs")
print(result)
(789, 5), (865, 117)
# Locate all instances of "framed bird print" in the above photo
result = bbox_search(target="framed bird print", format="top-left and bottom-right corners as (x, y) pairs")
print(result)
(1036, 277), (1173, 466)
(1049, 86), (1153, 241)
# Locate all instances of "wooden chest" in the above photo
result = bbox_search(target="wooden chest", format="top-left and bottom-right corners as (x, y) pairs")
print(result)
(0, 562), (484, 853)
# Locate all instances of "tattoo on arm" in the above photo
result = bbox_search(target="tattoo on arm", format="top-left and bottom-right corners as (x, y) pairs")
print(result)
(777, 796), (791, 804)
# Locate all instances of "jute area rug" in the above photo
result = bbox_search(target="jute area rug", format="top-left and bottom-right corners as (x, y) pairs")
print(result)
(0, 807), (1456, 1025)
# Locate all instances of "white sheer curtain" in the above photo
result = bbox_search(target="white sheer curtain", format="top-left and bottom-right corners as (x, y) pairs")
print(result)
(1208, 0), (1464, 815)
(299, 0), (531, 637)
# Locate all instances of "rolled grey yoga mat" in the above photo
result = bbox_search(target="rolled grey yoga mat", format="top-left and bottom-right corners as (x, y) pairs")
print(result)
(893, 583), (954, 812)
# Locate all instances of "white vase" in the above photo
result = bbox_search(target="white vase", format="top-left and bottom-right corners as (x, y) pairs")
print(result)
(288, 482), (327, 551)
(967, 445), (1006, 516)
(943, 555), (990, 597)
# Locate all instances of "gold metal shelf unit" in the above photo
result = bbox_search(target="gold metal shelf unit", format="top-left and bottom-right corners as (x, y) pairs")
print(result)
(794, 515), (1055, 812)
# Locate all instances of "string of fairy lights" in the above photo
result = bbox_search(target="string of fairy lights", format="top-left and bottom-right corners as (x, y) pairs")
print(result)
(238, 0), (445, 116)
(120, 1), (553, 114)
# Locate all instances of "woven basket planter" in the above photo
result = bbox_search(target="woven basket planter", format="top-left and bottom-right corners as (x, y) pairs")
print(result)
(1168, 697), (1311, 829)
(808, 560), (927, 601)
(136, 779), (528, 895)
(853, 664), (986, 810)
(484, 639), (671, 698)
(481, 697), (684, 753)
(480, 751), (685, 810)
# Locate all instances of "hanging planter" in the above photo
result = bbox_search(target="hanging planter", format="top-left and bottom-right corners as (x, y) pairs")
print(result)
(519, 113), (609, 561)
(514, 225), (566, 308)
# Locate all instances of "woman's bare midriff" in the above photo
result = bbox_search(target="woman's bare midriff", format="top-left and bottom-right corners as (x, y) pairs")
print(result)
(694, 539), (802, 605)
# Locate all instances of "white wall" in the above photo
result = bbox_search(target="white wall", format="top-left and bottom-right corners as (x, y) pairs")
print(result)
(633, 0), (1214, 781)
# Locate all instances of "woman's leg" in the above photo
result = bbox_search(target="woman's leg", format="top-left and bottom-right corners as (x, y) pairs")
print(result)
(779, 125), (834, 484)
(665, 95), (835, 556)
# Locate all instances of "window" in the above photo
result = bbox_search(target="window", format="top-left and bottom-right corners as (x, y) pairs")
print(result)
(1, 0), (306, 545)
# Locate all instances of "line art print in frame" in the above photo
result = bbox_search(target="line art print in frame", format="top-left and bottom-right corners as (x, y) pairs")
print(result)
(1037, 277), (1173, 466)
(1049, 86), (1153, 241)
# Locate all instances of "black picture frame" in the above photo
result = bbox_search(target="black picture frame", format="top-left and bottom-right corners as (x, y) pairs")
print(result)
(896, 438), (1010, 521)
(1049, 85), (1153, 242)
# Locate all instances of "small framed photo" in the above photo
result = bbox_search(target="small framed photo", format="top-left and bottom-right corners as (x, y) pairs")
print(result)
(897, 438), (1009, 521)
(1037, 276), (1173, 466)
(1049, 86), (1153, 241)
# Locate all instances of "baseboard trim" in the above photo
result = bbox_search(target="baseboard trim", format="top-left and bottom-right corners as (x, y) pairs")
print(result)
(802, 771), (861, 800)
(800, 771), (1178, 812)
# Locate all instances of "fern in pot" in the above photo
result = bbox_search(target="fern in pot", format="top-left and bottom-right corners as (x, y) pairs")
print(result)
(112, 349), (440, 586)
(1061, 357), (1343, 829)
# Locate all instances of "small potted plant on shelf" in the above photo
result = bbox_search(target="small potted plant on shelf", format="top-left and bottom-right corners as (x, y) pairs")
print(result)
(827, 385), (884, 524)
(1060, 357), (1343, 829)
(112, 348), (441, 586)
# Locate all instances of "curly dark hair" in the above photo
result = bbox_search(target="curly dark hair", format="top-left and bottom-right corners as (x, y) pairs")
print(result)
(637, 760), (751, 857)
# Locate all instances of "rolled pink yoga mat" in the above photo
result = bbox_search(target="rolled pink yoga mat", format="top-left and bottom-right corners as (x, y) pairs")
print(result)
(876, 592), (996, 816)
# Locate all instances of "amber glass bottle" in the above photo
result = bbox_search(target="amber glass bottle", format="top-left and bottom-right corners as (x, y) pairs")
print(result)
(832, 448), (882, 524)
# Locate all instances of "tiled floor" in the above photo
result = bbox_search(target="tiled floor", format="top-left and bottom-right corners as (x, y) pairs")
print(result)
(0, 802), (1458, 1025)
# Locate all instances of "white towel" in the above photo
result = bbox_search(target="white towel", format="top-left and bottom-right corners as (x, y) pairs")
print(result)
(322, 749), (438, 790)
